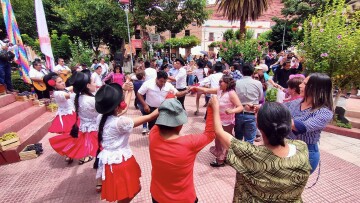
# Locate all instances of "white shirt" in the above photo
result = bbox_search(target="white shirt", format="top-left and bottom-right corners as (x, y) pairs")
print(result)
(200, 72), (223, 89)
(137, 79), (178, 108)
(53, 90), (75, 116)
(91, 72), (103, 87)
(78, 95), (99, 132)
(145, 68), (157, 81)
(54, 64), (70, 72)
(29, 67), (47, 79)
(96, 115), (134, 180)
(174, 67), (187, 89)
(98, 63), (109, 76)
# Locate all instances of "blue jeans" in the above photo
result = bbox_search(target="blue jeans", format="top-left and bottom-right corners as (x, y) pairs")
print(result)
(308, 144), (320, 174)
(137, 103), (148, 129)
(187, 75), (194, 86)
(234, 113), (257, 144)
(0, 61), (13, 90)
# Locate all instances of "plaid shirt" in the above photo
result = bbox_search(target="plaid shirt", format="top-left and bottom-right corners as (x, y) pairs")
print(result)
(230, 70), (243, 80)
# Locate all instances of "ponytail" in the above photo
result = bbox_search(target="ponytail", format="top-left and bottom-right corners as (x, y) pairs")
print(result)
(70, 93), (80, 138)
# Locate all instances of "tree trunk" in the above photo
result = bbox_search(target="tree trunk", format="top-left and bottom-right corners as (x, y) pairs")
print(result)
(240, 19), (246, 40)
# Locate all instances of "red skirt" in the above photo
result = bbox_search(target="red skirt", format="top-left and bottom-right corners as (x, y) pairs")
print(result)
(101, 156), (141, 202)
(49, 131), (98, 159)
(48, 112), (79, 133)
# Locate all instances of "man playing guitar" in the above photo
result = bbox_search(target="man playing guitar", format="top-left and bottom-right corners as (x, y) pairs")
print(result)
(54, 58), (71, 82)
(29, 61), (50, 99)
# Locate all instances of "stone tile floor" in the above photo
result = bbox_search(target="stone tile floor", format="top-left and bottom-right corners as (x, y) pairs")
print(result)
(1, 95), (360, 202)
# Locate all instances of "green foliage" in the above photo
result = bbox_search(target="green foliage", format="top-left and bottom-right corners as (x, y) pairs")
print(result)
(266, 88), (278, 102)
(133, 0), (210, 34)
(334, 115), (352, 129)
(217, 39), (265, 64)
(245, 29), (255, 40)
(269, 18), (302, 52)
(300, 0), (360, 90)
(53, 0), (128, 55)
(281, 0), (328, 23)
(152, 43), (164, 50)
(69, 37), (94, 67)
(209, 41), (222, 48)
(21, 34), (40, 54)
(224, 29), (234, 41)
(258, 30), (272, 41)
(165, 35), (201, 48)
(11, 71), (31, 92)
(50, 30), (72, 61)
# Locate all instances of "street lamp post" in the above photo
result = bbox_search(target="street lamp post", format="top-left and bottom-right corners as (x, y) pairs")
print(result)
(118, 0), (133, 72)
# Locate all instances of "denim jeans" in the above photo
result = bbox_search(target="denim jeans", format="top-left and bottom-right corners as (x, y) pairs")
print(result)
(0, 61), (13, 90)
(187, 75), (195, 86)
(137, 103), (148, 129)
(308, 144), (320, 174)
(234, 113), (257, 144)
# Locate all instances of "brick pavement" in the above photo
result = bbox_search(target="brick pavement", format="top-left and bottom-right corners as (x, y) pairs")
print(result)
(1, 94), (360, 203)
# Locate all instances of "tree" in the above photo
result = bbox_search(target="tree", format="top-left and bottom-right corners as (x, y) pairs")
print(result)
(223, 29), (234, 41)
(281, 0), (329, 23)
(300, 0), (360, 104)
(53, 0), (128, 55)
(216, 0), (270, 38)
(132, 0), (210, 34)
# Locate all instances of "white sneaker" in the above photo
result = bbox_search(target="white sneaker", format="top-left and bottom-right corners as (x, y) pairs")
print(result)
(142, 128), (148, 135)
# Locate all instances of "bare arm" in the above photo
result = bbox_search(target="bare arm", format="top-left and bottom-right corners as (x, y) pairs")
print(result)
(132, 109), (159, 128)
(210, 96), (233, 149)
(225, 91), (243, 114)
(192, 86), (218, 94)
(118, 90), (133, 116)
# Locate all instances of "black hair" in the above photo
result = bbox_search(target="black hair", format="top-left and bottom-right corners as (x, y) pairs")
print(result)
(113, 64), (122, 73)
(160, 64), (169, 71)
(222, 75), (236, 91)
(157, 70), (168, 80)
(233, 63), (242, 72)
(70, 77), (94, 138)
(92, 58), (98, 63)
(144, 61), (151, 68)
(257, 102), (292, 147)
(197, 59), (205, 69)
(34, 58), (41, 62)
(241, 63), (254, 76)
(33, 61), (41, 67)
(214, 62), (223, 72)
(303, 73), (333, 111)
(287, 77), (304, 94)
(136, 71), (145, 80)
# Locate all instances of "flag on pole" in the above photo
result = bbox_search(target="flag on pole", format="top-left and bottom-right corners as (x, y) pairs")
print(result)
(35, 0), (55, 71)
(1, 0), (32, 84)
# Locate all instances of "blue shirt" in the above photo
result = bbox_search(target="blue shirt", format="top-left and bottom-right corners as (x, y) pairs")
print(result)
(134, 80), (145, 101)
(283, 98), (333, 144)
(230, 70), (243, 80)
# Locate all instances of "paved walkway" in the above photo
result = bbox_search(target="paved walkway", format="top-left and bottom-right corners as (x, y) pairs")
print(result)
(1, 95), (360, 202)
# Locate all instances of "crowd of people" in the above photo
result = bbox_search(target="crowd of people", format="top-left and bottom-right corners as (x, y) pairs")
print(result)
(11, 48), (334, 202)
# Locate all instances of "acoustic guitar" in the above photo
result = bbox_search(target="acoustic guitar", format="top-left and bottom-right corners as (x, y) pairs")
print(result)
(33, 81), (47, 91)
(59, 70), (71, 83)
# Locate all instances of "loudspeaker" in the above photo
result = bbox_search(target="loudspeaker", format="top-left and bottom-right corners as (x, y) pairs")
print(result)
(114, 51), (124, 66)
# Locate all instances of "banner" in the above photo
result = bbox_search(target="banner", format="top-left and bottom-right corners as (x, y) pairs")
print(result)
(35, 0), (55, 71)
(1, 0), (31, 84)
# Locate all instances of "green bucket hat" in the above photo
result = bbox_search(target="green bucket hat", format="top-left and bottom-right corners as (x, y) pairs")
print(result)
(155, 98), (188, 127)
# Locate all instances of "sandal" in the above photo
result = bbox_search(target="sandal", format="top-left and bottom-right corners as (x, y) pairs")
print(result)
(79, 156), (93, 165)
(96, 184), (102, 193)
(65, 157), (73, 164)
(210, 161), (225, 167)
(194, 110), (199, 116)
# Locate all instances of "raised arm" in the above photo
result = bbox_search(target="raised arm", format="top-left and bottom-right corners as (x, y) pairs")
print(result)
(191, 86), (218, 94)
(210, 96), (233, 149)
(132, 109), (159, 128)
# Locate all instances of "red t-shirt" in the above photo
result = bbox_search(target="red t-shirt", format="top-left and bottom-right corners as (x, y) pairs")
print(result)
(149, 108), (215, 203)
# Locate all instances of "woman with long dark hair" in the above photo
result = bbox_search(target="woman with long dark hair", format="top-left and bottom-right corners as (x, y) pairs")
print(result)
(95, 83), (158, 202)
(284, 73), (333, 173)
(49, 72), (98, 164)
(211, 98), (311, 202)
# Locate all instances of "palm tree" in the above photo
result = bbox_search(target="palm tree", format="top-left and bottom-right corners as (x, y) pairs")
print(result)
(216, 0), (270, 39)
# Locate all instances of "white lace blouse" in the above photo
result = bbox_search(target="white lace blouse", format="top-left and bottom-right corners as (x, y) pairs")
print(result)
(53, 90), (75, 116)
(78, 95), (99, 132)
(96, 115), (134, 180)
